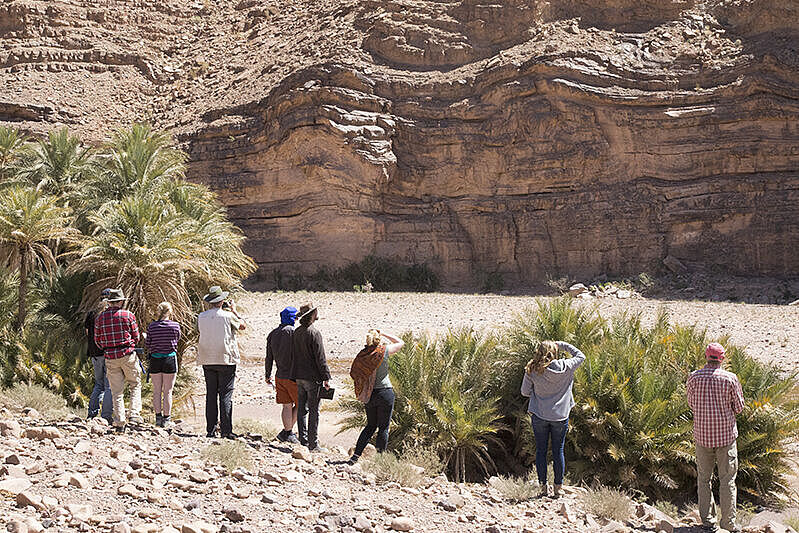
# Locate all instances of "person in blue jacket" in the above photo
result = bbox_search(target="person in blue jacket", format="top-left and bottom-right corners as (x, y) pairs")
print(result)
(521, 340), (586, 498)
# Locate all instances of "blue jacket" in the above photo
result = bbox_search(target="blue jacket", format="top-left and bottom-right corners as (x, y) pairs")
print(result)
(520, 341), (585, 421)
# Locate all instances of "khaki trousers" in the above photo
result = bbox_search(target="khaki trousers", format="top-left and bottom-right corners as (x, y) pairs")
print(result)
(696, 441), (738, 531)
(106, 352), (142, 426)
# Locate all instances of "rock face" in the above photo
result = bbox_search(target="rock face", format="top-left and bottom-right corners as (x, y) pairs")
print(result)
(2, 0), (799, 287)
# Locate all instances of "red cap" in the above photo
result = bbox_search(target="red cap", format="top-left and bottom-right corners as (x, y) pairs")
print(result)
(705, 343), (725, 362)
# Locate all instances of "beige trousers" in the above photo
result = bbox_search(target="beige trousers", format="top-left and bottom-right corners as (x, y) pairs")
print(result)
(696, 441), (738, 531)
(106, 352), (142, 426)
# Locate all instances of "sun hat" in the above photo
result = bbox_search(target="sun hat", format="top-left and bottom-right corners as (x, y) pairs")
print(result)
(102, 288), (127, 303)
(280, 306), (297, 325)
(203, 286), (229, 304)
(705, 342), (726, 362)
(297, 303), (317, 321)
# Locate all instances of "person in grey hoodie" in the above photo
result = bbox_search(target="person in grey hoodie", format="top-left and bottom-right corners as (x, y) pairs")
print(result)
(520, 340), (586, 497)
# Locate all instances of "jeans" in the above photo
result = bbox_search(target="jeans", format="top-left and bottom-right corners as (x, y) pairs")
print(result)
(106, 352), (142, 426)
(296, 379), (321, 449)
(87, 356), (112, 422)
(696, 441), (738, 530)
(531, 413), (569, 486)
(203, 365), (236, 436)
(354, 387), (395, 456)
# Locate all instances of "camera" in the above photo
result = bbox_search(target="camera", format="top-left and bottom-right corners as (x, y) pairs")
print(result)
(221, 300), (232, 310)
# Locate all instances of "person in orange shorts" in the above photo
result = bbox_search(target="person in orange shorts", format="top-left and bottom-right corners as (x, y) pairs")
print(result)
(266, 306), (300, 443)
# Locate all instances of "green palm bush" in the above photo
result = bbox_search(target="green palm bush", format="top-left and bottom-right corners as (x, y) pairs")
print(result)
(337, 329), (505, 482)
(21, 128), (94, 201)
(0, 126), (30, 184)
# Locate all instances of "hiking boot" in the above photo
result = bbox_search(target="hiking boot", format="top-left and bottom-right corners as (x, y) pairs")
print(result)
(347, 454), (360, 466)
(155, 414), (163, 427)
(538, 484), (549, 498)
(308, 445), (327, 454)
(276, 429), (289, 442)
(222, 433), (240, 440)
(552, 484), (562, 498)
(161, 415), (171, 428)
(114, 423), (127, 434)
(701, 525), (720, 533)
(284, 432), (300, 445)
(128, 415), (144, 425)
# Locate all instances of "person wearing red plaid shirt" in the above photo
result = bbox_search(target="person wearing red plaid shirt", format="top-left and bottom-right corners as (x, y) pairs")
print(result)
(94, 288), (143, 430)
(686, 342), (745, 533)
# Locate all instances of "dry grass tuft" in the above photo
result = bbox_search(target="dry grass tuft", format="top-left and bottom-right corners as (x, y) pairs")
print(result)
(489, 474), (540, 502)
(401, 445), (445, 476)
(201, 440), (253, 472)
(363, 452), (426, 488)
(234, 418), (279, 440)
(580, 485), (633, 521)
(0, 383), (71, 419)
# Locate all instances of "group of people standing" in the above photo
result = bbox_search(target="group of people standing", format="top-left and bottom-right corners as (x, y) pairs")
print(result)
(86, 288), (181, 430)
(86, 286), (746, 533)
(264, 302), (404, 462)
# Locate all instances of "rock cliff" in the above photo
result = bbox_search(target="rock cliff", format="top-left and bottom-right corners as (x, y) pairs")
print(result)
(1, 0), (798, 287)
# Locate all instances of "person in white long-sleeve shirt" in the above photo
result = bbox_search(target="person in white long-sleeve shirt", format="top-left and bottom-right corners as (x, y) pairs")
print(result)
(520, 340), (586, 497)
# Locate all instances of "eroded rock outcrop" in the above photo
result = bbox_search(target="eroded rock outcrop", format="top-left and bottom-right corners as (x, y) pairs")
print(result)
(2, 0), (798, 287)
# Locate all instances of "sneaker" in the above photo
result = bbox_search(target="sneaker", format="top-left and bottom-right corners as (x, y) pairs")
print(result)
(284, 432), (300, 445)
(701, 525), (720, 533)
(161, 415), (171, 428)
(155, 414), (163, 427)
(308, 445), (328, 454)
(128, 415), (144, 425)
(222, 433), (240, 440)
(276, 430), (289, 442)
(347, 455), (360, 466)
(206, 432), (217, 438)
(114, 423), (127, 433)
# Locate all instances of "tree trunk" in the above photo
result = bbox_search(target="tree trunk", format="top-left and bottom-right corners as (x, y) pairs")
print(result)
(15, 248), (27, 332)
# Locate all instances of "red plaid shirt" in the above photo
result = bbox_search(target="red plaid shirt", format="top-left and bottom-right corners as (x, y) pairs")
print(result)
(94, 307), (140, 360)
(686, 364), (745, 448)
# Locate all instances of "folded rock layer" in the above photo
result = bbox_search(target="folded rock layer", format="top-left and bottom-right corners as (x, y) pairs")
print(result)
(2, 0), (798, 286)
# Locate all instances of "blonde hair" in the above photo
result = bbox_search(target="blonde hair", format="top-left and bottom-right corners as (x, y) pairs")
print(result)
(525, 341), (559, 374)
(365, 329), (382, 347)
(156, 301), (173, 321)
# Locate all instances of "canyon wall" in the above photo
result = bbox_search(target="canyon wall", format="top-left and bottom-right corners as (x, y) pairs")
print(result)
(2, 0), (798, 287)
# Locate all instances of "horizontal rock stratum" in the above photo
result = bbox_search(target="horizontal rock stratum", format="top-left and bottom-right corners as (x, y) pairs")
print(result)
(1, 0), (798, 287)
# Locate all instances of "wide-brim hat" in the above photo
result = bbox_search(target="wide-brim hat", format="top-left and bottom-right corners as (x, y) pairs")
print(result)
(204, 286), (229, 304)
(102, 288), (127, 303)
(297, 303), (317, 320)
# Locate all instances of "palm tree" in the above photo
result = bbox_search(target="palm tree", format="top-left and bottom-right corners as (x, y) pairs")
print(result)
(0, 186), (76, 330)
(88, 123), (187, 205)
(21, 127), (93, 199)
(0, 126), (29, 184)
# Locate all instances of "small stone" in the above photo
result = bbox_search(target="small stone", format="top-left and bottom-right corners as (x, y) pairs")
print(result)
(117, 484), (141, 498)
(390, 517), (414, 531)
(111, 524), (131, 533)
(6, 519), (27, 533)
(16, 490), (44, 510)
(292, 449), (313, 463)
(24, 427), (62, 441)
(5, 454), (21, 465)
(616, 289), (632, 299)
(438, 500), (457, 512)
(224, 508), (245, 522)
(656, 519), (674, 533)
(23, 518), (42, 533)
(189, 470), (211, 483)
(292, 498), (310, 508)
(138, 508), (161, 519)
(66, 503), (93, 522)
(559, 502), (575, 523)
(0, 478), (32, 494)
(68, 473), (91, 489)
(568, 283), (587, 296)
(0, 420), (22, 438)
(181, 523), (216, 533)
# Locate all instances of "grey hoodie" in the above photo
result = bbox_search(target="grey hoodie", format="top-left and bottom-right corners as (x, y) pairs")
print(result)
(520, 341), (586, 421)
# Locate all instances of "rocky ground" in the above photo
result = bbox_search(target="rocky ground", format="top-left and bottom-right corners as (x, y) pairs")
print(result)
(0, 411), (792, 533)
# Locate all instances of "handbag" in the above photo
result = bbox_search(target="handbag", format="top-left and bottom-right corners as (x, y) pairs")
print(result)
(318, 385), (335, 400)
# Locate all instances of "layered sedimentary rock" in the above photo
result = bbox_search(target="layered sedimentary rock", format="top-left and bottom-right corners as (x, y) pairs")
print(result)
(2, 0), (799, 286)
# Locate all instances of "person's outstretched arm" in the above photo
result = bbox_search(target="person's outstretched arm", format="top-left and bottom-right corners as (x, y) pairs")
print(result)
(556, 341), (585, 371)
(382, 332), (405, 355)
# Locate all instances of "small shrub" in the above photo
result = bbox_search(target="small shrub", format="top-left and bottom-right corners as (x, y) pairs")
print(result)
(783, 515), (799, 531)
(545, 273), (572, 294)
(363, 452), (426, 488)
(581, 485), (633, 521)
(489, 474), (539, 502)
(401, 445), (445, 476)
(480, 271), (505, 293)
(0, 383), (71, 419)
(654, 500), (679, 519)
(201, 440), (253, 472)
(234, 418), (279, 440)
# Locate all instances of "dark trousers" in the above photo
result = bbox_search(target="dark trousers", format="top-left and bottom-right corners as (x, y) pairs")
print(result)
(354, 387), (395, 456)
(531, 413), (569, 485)
(296, 379), (321, 448)
(203, 365), (236, 436)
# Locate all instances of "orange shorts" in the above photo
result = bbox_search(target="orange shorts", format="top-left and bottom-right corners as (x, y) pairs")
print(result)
(275, 378), (298, 405)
